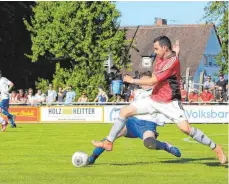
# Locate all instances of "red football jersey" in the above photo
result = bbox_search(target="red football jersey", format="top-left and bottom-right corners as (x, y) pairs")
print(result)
(151, 53), (181, 103)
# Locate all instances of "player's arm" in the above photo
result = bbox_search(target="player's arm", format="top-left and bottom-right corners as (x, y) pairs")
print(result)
(124, 64), (175, 86)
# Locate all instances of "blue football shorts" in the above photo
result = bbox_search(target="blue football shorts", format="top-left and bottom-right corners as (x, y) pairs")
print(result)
(125, 117), (158, 139)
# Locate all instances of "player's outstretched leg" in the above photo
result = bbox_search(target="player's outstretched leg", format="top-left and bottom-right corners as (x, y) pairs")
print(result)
(87, 147), (105, 165)
(92, 116), (127, 151)
(178, 121), (227, 164)
(164, 142), (181, 157)
(2, 109), (16, 128)
(92, 106), (137, 151)
(143, 137), (181, 157)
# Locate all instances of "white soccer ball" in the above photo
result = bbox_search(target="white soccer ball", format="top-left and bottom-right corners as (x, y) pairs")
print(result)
(72, 151), (88, 168)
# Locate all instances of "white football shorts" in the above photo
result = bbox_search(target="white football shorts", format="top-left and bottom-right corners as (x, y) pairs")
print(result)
(131, 97), (187, 123)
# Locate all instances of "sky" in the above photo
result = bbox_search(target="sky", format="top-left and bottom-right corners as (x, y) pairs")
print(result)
(115, 1), (209, 26)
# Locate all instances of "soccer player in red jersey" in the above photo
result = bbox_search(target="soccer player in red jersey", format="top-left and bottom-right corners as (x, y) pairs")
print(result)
(92, 36), (226, 164)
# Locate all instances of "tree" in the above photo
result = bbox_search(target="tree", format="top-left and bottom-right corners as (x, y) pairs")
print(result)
(203, 1), (228, 74)
(24, 1), (128, 100)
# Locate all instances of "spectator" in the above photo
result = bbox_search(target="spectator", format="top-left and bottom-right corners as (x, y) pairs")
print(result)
(215, 87), (227, 104)
(94, 86), (108, 102)
(226, 84), (229, 100)
(180, 85), (187, 102)
(27, 88), (36, 105)
(203, 75), (215, 91)
(57, 87), (65, 103)
(200, 86), (214, 104)
(17, 89), (27, 104)
(46, 83), (57, 104)
(10, 90), (18, 103)
(123, 85), (131, 102)
(215, 73), (227, 92)
(78, 92), (89, 102)
(188, 89), (199, 104)
(35, 89), (45, 103)
(64, 85), (76, 105)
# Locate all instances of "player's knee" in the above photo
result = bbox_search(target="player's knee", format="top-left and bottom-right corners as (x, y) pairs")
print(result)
(120, 105), (136, 118)
(143, 137), (157, 150)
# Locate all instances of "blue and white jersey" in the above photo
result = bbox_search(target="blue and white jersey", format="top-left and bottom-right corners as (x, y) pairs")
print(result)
(65, 91), (76, 104)
(0, 77), (12, 100)
(134, 88), (152, 101)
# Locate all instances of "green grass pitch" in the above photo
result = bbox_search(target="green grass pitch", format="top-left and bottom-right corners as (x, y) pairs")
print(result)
(0, 124), (228, 184)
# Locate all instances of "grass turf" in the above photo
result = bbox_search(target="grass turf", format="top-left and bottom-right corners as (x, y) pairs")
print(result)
(0, 124), (228, 184)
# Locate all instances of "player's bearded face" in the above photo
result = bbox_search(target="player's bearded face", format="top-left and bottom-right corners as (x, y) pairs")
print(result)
(153, 41), (165, 59)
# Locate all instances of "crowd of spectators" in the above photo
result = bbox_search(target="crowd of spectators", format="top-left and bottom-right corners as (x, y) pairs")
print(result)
(181, 73), (228, 104)
(3, 71), (228, 106)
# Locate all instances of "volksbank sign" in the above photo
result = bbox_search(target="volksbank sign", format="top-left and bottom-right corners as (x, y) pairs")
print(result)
(104, 105), (229, 124)
(186, 109), (228, 119)
(183, 106), (228, 123)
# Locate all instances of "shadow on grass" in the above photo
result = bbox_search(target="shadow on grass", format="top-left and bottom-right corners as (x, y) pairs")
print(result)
(97, 157), (228, 168)
(160, 157), (227, 168)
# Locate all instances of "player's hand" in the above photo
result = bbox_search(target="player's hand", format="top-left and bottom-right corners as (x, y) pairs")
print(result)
(123, 75), (134, 84)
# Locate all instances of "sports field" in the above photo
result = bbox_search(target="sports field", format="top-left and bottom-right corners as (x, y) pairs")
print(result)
(0, 124), (228, 184)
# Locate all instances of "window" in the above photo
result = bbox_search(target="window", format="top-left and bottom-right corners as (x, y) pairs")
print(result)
(142, 57), (152, 68)
(204, 54), (216, 67)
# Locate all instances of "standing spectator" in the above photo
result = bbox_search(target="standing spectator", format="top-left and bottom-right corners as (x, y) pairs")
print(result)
(215, 87), (227, 104)
(188, 89), (199, 104)
(94, 86), (108, 102)
(226, 84), (229, 100)
(46, 83), (57, 104)
(17, 89), (27, 104)
(200, 86), (214, 104)
(10, 91), (18, 103)
(27, 88), (36, 105)
(78, 92), (89, 102)
(215, 73), (227, 92)
(180, 85), (187, 102)
(35, 89), (45, 103)
(123, 85), (131, 102)
(57, 87), (65, 103)
(203, 75), (215, 91)
(64, 85), (76, 104)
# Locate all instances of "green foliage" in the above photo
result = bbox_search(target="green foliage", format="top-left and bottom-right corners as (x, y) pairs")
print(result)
(24, 1), (129, 99)
(35, 77), (49, 92)
(203, 2), (228, 74)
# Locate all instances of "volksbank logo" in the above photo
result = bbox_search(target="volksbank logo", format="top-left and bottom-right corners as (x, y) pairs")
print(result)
(185, 110), (229, 119)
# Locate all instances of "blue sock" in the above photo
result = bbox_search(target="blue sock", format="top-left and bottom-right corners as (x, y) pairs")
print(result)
(155, 141), (167, 150)
(90, 138), (106, 161)
(92, 147), (105, 159)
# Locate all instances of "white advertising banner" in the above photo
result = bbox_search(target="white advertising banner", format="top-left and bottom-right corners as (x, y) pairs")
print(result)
(104, 105), (229, 124)
(40, 106), (104, 123)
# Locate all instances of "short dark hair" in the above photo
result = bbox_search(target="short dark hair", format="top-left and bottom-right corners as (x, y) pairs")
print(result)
(154, 36), (172, 50)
